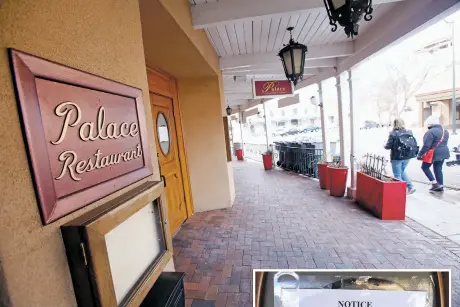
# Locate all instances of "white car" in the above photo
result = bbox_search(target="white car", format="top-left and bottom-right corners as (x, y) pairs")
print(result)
(272, 127), (287, 137)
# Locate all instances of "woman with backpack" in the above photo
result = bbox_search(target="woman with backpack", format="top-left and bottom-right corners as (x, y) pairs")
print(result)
(384, 118), (418, 195)
(417, 115), (450, 192)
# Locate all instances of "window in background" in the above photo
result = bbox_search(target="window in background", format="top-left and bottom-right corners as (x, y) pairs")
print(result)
(456, 102), (460, 120)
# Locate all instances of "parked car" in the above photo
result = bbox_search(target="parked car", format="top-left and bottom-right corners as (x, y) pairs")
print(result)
(272, 127), (286, 137)
(300, 125), (320, 133)
(361, 120), (380, 130)
(282, 127), (300, 136)
(309, 125), (321, 132)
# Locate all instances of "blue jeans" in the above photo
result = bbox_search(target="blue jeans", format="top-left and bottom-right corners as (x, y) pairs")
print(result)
(391, 160), (414, 190)
(421, 160), (445, 185)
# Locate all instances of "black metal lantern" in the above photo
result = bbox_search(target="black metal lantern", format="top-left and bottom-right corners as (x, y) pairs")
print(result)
(278, 27), (308, 86)
(226, 105), (232, 116)
(323, 0), (373, 38)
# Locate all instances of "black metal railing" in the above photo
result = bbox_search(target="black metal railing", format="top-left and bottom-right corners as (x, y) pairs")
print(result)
(273, 142), (323, 178)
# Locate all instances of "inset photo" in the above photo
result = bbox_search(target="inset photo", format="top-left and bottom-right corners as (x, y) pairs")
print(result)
(255, 270), (450, 307)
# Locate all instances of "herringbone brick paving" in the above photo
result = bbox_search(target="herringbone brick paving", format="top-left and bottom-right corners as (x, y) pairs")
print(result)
(173, 162), (460, 307)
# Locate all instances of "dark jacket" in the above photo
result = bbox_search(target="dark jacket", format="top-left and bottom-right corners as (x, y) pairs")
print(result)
(384, 128), (415, 160)
(418, 124), (450, 162)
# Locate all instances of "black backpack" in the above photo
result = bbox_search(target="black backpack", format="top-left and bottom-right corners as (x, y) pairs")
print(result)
(394, 131), (419, 159)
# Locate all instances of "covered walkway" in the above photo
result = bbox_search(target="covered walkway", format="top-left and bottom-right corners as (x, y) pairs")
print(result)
(174, 161), (460, 307)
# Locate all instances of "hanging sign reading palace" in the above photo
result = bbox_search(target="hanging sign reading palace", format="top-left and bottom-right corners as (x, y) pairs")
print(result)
(252, 80), (294, 99)
(9, 49), (152, 224)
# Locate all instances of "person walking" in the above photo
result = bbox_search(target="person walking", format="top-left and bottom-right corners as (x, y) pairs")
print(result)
(384, 118), (419, 195)
(417, 115), (450, 192)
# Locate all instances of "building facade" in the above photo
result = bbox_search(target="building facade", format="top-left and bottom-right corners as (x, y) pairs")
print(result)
(0, 0), (235, 305)
(416, 88), (460, 127)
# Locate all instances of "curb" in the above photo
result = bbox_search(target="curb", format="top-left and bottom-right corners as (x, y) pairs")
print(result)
(412, 179), (460, 191)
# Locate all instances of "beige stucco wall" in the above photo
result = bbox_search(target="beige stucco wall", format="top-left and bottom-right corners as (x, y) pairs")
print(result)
(158, 0), (220, 75)
(0, 0), (162, 306)
(139, 0), (235, 213)
(139, 0), (217, 78)
(178, 77), (234, 212)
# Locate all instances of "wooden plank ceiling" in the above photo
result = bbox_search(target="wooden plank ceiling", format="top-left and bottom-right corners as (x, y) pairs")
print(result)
(188, 0), (404, 107)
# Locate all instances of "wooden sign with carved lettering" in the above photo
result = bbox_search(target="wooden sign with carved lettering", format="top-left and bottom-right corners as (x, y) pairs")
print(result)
(9, 49), (153, 224)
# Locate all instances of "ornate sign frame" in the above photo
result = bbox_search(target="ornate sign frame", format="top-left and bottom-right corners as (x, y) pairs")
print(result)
(61, 181), (171, 307)
(9, 49), (153, 224)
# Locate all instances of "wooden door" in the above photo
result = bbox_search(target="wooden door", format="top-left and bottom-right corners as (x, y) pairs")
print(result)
(150, 93), (188, 235)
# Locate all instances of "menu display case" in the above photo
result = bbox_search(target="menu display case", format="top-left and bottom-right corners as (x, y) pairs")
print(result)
(257, 271), (449, 307)
(61, 181), (172, 307)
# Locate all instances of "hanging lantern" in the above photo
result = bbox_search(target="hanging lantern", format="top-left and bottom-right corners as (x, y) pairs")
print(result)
(310, 95), (323, 108)
(226, 105), (232, 116)
(323, 0), (373, 38)
(278, 27), (308, 86)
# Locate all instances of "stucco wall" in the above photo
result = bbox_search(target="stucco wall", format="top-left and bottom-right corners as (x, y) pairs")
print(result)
(140, 0), (235, 213)
(178, 77), (234, 212)
(139, 0), (217, 78)
(0, 0), (161, 306)
(158, 0), (220, 75)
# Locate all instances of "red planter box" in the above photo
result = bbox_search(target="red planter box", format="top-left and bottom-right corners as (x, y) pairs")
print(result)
(262, 154), (273, 170)
(317, 163), (330, 190)
(236, 149), (244, 161)
(327, 166), (348, 197)
(356, 171), (407, 220)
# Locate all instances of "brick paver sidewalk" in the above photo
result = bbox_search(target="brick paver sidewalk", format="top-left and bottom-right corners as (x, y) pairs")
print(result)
(173, 161), (460, 307)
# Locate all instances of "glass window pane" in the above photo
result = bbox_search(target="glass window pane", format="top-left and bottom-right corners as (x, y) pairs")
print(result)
(293, 48), (303, 75)
(332, 0), (347, 8)
(282, 51), (293, 75)
(157, 113), (170, 155)
(105, 200), (166, 304)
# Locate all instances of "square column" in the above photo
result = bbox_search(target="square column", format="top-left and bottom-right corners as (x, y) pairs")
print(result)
(335, 75), (345, 164)
(318, 82), (328, 161)
(347, 69), (357, 199)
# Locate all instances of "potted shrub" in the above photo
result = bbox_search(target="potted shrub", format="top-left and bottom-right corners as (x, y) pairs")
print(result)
(236, 148), (244, 161)
(262, 149), (273, 170)
(356, 154), (406, 220)
(327, 160), (348, 197)
(317, 160), (331, 190)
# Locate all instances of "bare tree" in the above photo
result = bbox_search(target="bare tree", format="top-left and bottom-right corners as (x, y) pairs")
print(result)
(369, 92), (390, 125)
(374, 54), (448, 123)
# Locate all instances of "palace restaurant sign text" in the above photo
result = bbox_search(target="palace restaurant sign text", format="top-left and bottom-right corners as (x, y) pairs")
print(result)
(252, 80), (294, 99)
(10, 49), (152, 224)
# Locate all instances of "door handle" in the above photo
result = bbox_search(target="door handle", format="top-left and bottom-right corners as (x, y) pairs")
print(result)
(161, 175), (166, 187)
